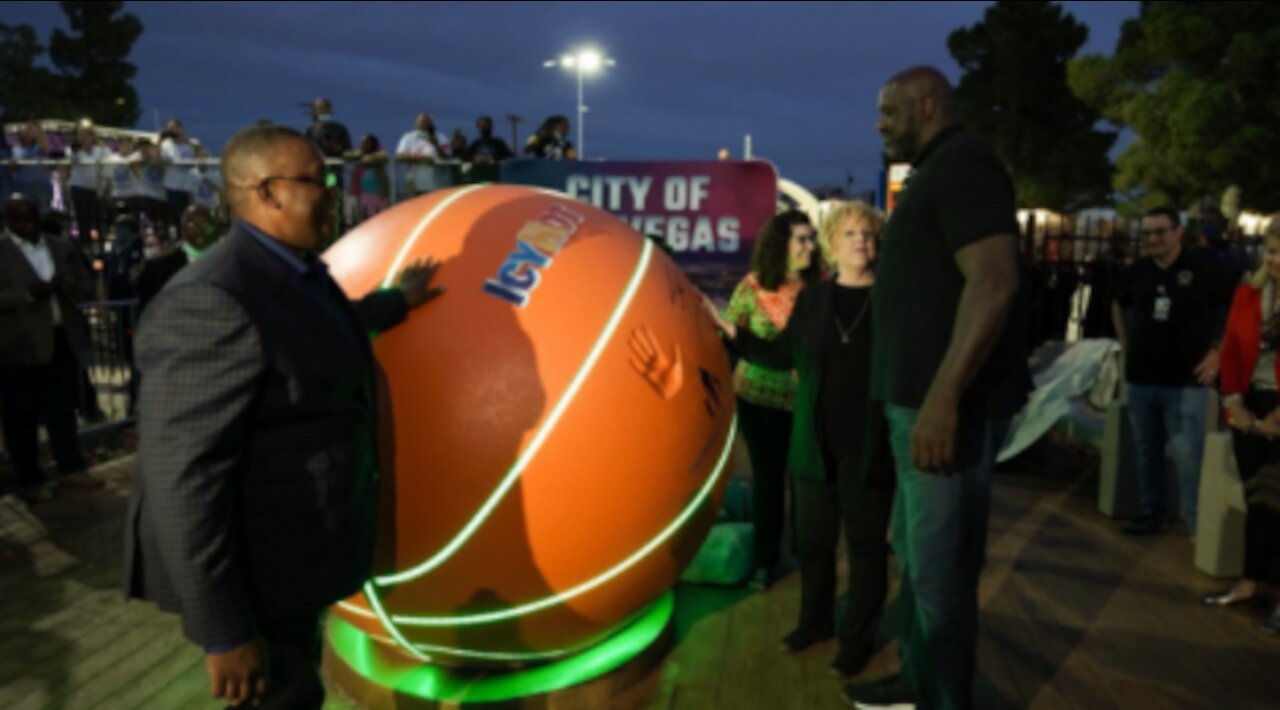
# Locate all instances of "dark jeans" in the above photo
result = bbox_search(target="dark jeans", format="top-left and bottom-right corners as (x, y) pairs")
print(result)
(793, 454), (892, 663)
(243, 612), (325, 710)
(737, 398), (792, 573)
(1126, 383), (1208, 530)
(1230, 389), (1280, 584)
(885, 405), (1009, 710)
(0, 329), (88, 488)
(70, 186), (105, 245)
(166, 189), (191, 229)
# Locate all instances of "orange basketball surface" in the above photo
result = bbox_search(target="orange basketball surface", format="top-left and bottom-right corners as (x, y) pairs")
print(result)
(323, 184), (736, 666)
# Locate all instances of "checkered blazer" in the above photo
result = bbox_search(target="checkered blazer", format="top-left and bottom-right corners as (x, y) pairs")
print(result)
(123, 225), (406, 648)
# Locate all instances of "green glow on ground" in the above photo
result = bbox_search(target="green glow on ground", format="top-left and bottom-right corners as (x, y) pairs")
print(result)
(327, 590), (673, 703)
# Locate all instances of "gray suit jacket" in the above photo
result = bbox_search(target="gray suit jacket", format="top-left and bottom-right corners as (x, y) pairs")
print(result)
(124, 224), (408, 648)
(0, 232), (94, 366)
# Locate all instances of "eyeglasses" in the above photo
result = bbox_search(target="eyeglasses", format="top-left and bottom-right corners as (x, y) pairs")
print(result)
(231, 174), (331, 193)
(1141, 227), (1171, 237)
(259, 175), (330, 191)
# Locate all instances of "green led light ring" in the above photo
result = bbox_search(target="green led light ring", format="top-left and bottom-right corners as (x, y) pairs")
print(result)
(373, 239), (656, 588)
(367, 412), (734, 629)
(327, 591), (674, 703)
(378, 184), (487, 289)
(354, 601), (655, 662)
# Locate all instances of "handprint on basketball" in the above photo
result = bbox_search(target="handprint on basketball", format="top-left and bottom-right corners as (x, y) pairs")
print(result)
(629, 326), (684, 399)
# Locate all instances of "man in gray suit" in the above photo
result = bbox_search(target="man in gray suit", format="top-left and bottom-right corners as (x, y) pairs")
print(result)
(0, 194), (98, 502)
(125, 125), (441, 709)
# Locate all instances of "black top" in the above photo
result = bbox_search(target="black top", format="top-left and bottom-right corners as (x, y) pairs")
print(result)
(306, 119), (352, 158)
(1117, 248), (1233, 386)
(871, 127), (1030, 418)
(469, 135), (514, 162)
(820, 285), (873, 460)
(731, 281), (893, 487)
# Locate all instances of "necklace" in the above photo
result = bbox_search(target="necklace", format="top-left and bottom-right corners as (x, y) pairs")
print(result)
(834, 295), (871, 345)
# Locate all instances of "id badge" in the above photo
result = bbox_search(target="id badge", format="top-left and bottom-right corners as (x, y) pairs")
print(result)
(1153, 296), (1171, 322)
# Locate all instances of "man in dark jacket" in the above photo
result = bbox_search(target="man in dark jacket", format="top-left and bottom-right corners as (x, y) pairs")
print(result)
(0, 194), (98, 502)
(125, 125), (441, 709)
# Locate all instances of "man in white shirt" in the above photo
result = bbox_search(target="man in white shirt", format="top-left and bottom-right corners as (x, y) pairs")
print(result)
(134, 140), (170, 231)
(68, 127), (110, 244)
(106, 137), (141, 219)
(10, 121), (53, 211)
(396, 113), (451, 197)
(160, 119), (196, 228)
(0, 194), (98, 503)
(187, 146), (223, 214)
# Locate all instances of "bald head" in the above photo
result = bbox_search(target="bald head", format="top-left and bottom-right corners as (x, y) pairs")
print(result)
(877, 65), (959, 161)
(886, 66), (956, 122)
(4, 194), (40, 241)
(221, 123), (333, 252)
(221, 125), (315, 213)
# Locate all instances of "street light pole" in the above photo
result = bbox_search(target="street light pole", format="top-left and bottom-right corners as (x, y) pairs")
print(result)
(544, 48), (614, 160)
(577, 65), (585, 159)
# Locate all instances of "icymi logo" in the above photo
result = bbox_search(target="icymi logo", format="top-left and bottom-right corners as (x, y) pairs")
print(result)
(484, 203), (585, 307)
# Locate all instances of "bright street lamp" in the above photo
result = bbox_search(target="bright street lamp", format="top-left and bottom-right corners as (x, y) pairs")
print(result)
(542, 48), (615, 159)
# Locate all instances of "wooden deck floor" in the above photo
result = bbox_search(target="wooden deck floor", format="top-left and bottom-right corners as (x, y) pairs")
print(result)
(2, 440), (1277, 709)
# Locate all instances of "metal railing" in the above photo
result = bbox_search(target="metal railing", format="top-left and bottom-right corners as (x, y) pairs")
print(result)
(77, 300), (138, 433)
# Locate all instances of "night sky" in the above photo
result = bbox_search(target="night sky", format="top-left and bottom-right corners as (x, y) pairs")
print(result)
(7, 1), (1138, 190)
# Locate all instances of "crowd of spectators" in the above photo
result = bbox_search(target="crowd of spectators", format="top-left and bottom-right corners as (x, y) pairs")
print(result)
(0, 100), (578, 258)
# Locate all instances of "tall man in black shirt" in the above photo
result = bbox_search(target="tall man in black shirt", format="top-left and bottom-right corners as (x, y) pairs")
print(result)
(845, 66), (1029, 710)
(1111, 207), (1232, 535)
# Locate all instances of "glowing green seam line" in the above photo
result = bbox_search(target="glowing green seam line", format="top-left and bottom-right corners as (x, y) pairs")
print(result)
(372, 634), (578, 662)
(339, 600), (649, 662)
(362, 582), (431, 662)
(372, 239), (656, 587)
(379, 184), (486, 289)
(337, 600), (378, 619)
(387, 412), (736, 627)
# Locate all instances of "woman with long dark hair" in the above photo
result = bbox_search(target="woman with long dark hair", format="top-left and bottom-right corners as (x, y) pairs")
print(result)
(706, 201), (895, 678)
(720, 210), (820, 592)
(524, 115), (577, 160)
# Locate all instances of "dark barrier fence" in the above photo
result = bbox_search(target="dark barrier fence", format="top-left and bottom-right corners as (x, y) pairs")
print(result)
(1020, 213), (1261, 349)
(77, 300), (138, 433)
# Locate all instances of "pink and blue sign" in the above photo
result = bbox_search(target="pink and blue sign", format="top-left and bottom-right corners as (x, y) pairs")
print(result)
(501, 160), (778, 298)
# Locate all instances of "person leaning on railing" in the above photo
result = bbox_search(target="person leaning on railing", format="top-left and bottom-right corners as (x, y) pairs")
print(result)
(1213, 213), (1280, 636)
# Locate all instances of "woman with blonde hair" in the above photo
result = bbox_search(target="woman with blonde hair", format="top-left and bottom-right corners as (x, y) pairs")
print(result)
(1213, 214), (1280, 635)
(706, 200), (895, 677)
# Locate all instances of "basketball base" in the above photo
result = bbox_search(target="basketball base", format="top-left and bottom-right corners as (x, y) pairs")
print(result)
(322, 591), (675, 708)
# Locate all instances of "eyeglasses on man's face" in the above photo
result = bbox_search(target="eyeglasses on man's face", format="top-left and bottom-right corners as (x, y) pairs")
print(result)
(258, 174), (331, 191)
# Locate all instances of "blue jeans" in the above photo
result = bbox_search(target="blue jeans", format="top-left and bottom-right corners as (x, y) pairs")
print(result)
(885, 405), (1008, 710)
(1125, 384), (1207, 531)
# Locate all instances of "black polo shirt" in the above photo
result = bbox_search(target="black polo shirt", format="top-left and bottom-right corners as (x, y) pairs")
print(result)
(870, 127), (1029, 417)
(1117, 248), (1233, 387)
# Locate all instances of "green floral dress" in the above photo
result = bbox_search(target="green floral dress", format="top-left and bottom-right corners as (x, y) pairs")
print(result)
(725, 272), (801, 411)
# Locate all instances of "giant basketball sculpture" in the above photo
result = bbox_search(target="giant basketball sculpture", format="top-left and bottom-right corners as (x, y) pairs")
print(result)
(321, 184), (736, 704)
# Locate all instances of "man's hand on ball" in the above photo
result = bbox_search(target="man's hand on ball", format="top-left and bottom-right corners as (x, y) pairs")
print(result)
(398, 257), (444, 309)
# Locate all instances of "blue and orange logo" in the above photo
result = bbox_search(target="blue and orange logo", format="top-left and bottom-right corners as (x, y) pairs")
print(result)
(484, 203), (585, 307)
